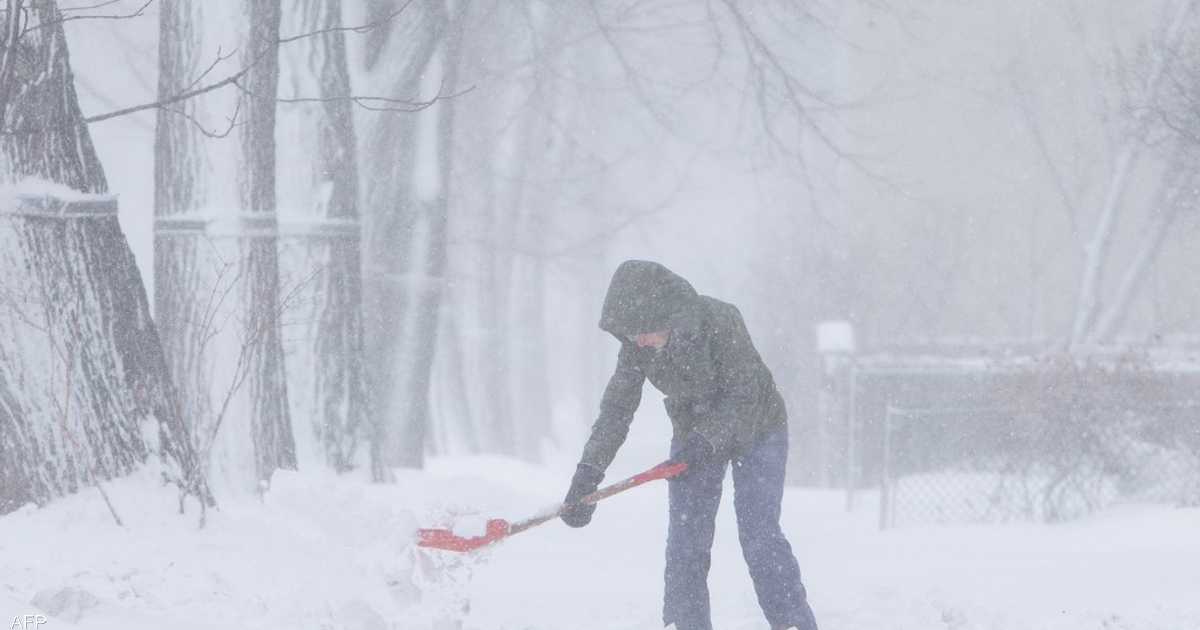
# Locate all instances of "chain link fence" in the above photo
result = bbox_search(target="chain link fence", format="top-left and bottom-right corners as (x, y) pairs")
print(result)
(878, 402), (1200, 528)
(834, 352), (1200, 529)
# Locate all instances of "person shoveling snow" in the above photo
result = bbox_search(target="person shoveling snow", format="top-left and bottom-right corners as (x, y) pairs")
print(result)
(417, 260), (818, 630)
(560, 260), (820, 630)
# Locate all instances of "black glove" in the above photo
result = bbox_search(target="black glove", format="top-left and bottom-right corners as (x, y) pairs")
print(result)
(672, 431), (715, 473)
(560, 463), (605, 528)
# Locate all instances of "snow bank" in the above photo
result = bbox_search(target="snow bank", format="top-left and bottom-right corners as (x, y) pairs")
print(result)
(0, 460), (540, 630)
(3, 457), (1199, 629)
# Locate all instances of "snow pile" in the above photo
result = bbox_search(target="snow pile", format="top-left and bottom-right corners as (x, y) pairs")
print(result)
(0, 460), (547, 630)
(3, 457), (1200, 629)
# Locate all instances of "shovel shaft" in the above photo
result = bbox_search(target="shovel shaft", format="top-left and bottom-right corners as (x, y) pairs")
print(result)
(512, 459), (687, 534)
(581, 459), (687, 506)
(418, 460), (687, 552)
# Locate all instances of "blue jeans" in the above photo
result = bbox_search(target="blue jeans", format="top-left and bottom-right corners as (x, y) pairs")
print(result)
(664, 426), (818, 630)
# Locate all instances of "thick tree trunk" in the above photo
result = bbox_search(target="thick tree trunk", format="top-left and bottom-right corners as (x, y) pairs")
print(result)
(154, 0), (294, 490)
(388, 2), (462, 468)
(360, 0), (462, 471)
(507, 82), (558, 460)
(0, 0), (204, 513)
(510, 25), (568, 459)
(239, 0), (295, 482)
(154, 0), (226, 488)
(360, 1), (434, 475)
(464, 71), (530, 459)
(442, 3), (580, 459)
(276, 0), (366, 472)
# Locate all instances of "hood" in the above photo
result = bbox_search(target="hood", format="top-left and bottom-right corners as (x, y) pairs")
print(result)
(599, 260), (698, 338)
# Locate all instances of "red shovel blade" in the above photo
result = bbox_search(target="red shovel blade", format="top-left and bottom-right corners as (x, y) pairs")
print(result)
(417, 518), (512, 552)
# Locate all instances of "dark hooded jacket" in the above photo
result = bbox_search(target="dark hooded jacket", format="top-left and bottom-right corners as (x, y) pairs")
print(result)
(579, 260), (787, 472)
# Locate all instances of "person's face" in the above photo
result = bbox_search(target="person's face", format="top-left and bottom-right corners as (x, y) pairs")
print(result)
(629, 330), (670, 349)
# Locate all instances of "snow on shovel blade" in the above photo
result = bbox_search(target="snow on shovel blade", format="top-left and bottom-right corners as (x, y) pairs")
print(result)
(418, 518), (512, 552)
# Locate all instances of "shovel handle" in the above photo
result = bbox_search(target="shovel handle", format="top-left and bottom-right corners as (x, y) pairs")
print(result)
(580, 459), (687, 506)
(420, 460), (689, 550)
(509, 460), (687, 535)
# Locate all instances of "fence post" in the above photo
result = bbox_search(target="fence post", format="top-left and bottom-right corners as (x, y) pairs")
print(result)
(880, 405), (896, 530)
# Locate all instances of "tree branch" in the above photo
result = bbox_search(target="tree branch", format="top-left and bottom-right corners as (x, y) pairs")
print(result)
(277, 0), (414, 45)
(83, 63), (252, 124)
(273, 82), (476, 113)
(19, 0), (155, 36)
(59, 0), (126, 12)
(79, 0), (420, 125)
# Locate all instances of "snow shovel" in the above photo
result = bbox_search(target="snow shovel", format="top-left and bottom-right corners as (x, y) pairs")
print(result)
(417, 460), (688, 553)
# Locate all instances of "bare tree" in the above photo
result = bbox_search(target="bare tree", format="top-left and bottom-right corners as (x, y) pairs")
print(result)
(1086, 3), (1200, 341)
(435, 1), (598, 461)
(360, 0), (465, 470)
(154, 0), (295, 489)
(1071, 0), (1197, 345)
(276, 0), (367, 472)
(1090, 148), (1199, 341)
(0, 0), (205, 513)
(240, 0), (295, 482)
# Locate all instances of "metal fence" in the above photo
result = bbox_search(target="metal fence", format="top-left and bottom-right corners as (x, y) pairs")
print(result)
(877, 402), (1200, 529)
(821, 347), (1200, 529)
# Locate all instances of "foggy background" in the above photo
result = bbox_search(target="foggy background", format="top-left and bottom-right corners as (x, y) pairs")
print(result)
(60, 0), (1200, 481)
(6, 1), (1200, 627)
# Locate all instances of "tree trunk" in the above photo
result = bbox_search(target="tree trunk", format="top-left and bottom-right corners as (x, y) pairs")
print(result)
(1070, 0), (1195, 344)
(430, 306), (478, 454)
(477, 176), (517, 455)
(514, 253), (552, 460)
(240, 0), (295, 482)
(0, 0), (204, 513)
(360, 0), (437, 477)
(154, 0), (294, 491)
(276, 0), (366, 472)
(508, 61), (559, 461)
(360, 0), (461, 471)
(1090, 148), (1195, 343)
(468, 70), (531, 459)
(389, 1), (463, 468)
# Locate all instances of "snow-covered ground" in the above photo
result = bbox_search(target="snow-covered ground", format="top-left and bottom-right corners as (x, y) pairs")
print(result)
(3, 457), (1199, 630)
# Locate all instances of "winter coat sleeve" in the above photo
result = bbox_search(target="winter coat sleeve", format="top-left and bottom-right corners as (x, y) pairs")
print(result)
(578, 342), (645, 472)
(692, 303), (760, 455)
